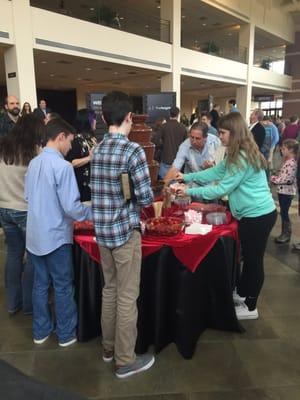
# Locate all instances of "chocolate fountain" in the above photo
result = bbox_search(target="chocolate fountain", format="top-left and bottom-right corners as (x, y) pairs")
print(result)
(128, 114), (160, 188)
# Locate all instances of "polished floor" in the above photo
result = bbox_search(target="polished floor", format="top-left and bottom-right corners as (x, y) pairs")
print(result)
(0, 205), (300, 399)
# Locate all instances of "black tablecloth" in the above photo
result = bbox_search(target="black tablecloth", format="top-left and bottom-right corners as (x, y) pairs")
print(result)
(73, 236), (243, 359)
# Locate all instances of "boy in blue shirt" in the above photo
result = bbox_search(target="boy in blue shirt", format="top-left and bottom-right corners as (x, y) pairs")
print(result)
(25, 118), (92, 347)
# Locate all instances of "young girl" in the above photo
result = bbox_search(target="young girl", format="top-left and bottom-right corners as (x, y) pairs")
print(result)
(270, 139), (298, 244)
(175, 112), (277, 320)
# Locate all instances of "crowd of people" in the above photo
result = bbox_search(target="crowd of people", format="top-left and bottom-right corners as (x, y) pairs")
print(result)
(0, 91), (300, 378)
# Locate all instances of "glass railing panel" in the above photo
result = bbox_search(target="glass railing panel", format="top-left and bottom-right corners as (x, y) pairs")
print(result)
(30, 1), (170, 44)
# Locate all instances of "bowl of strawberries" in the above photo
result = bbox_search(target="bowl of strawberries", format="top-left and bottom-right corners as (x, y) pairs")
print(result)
(145, 216), (184, 236)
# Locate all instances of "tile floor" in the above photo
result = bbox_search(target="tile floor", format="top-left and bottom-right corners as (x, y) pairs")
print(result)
(0, 202), (300, 400)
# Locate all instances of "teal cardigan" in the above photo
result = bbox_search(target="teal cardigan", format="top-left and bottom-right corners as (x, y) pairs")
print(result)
(185, 157), (275, 220)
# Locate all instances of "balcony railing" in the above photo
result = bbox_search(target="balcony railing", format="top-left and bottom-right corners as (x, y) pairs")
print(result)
(253, 52), (288, 75)
(182, 39), (248, 64)
(30, 1), (171, 44)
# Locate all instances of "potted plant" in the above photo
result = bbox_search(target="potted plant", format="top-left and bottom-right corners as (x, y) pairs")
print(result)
(202, 41), (219, 55)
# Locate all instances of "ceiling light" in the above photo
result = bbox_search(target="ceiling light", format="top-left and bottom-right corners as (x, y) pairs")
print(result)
(50, 74), (55, 77)
(85, 67), (92, 71)
(145, 25), (149, 28)
(157, 5), (161, 8)
(90, 7), (95, 11)
(41, 60), (47, 64)
(202, 23), (206, 26)
(120, 16), (124, 20)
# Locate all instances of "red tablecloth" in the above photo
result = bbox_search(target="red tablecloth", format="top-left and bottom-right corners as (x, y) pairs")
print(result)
(74, 219), (238, 273)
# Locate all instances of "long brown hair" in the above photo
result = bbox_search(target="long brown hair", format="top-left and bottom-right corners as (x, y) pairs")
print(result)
(218, 112), (267, 170)
(0, 114), (45, 166)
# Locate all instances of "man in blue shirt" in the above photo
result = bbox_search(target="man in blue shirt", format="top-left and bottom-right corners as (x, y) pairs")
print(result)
(228, 99), (238, 113)
(164, 122), (220, 183)
(263, 116), (279, 171)
(25, 118), (92, 347)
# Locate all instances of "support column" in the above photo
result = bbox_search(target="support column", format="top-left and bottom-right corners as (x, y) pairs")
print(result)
(160, 0), (181, 108)
(4, 0), (37, 107)
(76, 86), (87, 110)
(236, 23), (255, 121)
(283, 32), (300, 116)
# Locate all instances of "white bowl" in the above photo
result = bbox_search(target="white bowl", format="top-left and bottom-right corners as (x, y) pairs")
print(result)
(206, 212), (227, 225)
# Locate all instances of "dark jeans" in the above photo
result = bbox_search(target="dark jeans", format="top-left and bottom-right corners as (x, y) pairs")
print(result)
(28, 244), (77, 343)
(0, 208), (33, 314)
(278, 193), (293, 223)
(237, 210), (277, 310)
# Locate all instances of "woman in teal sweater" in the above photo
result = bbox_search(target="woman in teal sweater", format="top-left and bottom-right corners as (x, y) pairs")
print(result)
(176, 112), (277, 320)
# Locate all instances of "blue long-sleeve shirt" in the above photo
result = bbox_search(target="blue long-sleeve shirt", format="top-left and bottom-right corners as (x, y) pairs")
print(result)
(270, 123), (279, 149)
(25, 147), (92, 256)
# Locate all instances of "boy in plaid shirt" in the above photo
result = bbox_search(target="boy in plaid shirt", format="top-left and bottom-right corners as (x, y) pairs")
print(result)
(91, 91), (154, 378)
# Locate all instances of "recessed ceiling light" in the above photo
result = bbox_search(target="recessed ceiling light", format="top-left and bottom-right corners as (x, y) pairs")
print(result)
(120, 16), (124, 20)
(90, 7), (95, 11)
(41, 60), (47, 64)
(50, 74), (55, 77)
(157, 5), (161, 8)
(85, 67), (92, 71)
(202, 23), (206, 26)
(114, 71), (119, 75)
(145, 25), (149, 28)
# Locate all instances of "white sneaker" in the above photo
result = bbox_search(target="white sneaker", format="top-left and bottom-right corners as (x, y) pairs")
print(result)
(232, 289), (246, 305)
(33, 335), (50, 344)
(235, 302), (258, 320)
(58, 337), (77, 347)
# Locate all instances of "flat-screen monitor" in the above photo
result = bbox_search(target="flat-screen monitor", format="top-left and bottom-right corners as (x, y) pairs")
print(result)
(143, 92), (176, 123)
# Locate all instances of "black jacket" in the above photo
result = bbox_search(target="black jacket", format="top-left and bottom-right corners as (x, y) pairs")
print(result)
(33, 107), (49, 121)
(251, 122), (265, 150)
(0, 113), (17, 137)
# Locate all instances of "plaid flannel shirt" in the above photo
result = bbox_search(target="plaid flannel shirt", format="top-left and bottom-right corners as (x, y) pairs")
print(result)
(91, 133), (153, 248)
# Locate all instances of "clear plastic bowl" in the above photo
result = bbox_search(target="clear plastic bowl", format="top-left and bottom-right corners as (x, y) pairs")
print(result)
(206, 212), (227, 225)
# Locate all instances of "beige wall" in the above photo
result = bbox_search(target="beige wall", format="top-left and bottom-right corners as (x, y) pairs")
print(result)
(31, 7), (172, 73)
(0, 0), (14, 45)
(204, 0), (294, 43)
(252, 67), (292, 92)
(179, 47), (248, 85)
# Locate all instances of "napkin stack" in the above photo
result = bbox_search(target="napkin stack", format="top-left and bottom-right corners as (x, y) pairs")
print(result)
(185, 223), (212, 235)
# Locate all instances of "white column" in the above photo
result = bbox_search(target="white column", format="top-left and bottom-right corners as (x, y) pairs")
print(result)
(236, 23), (255, 121)
(160, 0), (181, 108)
(4, 0), (37, 108)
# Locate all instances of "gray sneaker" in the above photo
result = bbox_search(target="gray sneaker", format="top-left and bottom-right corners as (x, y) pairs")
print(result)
(115, 354), (155, 379)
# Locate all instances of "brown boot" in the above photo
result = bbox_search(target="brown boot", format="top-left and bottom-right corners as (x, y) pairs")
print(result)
(275, 221), (291, 244)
